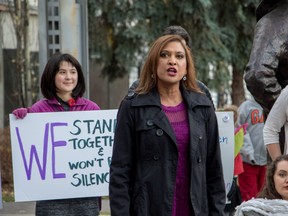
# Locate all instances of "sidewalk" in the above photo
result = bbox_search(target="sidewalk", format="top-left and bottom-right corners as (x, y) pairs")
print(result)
(0, 199), (110, 216)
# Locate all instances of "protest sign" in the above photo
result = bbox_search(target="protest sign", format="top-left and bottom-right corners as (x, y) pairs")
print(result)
(10, 110), (234, 202)
(216, 112), (235, 197)
(9, 110), (117, 202)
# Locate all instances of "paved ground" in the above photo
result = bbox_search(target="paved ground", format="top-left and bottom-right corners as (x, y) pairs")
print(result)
(0, 199), (110, 216)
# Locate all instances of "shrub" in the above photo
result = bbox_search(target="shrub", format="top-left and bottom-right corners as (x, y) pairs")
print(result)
(0, 127), (14, 200)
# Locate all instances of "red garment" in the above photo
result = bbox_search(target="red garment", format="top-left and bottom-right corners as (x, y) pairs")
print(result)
(238, 162), (266, 201)
(234, 153), (244, 176)
(233, 124), (246, 176)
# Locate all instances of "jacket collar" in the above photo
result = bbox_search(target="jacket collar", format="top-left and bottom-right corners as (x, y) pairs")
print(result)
(180, 85), (212, 109)
(130, 85), (212, 109)
(44, 97), (86, 106)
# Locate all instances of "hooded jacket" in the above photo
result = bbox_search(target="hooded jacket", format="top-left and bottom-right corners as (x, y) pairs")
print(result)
(25, 96), (100, 216)
(238, 99), (267, 166)
(109, 86), (226, 216)
(28, 97), (100, 112)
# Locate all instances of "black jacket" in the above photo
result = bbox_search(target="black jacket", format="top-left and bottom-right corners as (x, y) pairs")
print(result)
(128, 79), (215, 110)
(109, 86), (225, 216)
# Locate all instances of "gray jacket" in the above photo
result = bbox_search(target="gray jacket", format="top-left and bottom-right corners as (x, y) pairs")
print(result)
(238, 99), (267, 166)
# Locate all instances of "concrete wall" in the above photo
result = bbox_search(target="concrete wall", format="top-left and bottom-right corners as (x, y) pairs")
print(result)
(89, 59), (129, 110)
(1, 11), (38, 51)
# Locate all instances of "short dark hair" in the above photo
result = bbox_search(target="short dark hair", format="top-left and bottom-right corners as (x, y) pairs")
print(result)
(41, 53), (85, 99)
(162, 26), (192, 49)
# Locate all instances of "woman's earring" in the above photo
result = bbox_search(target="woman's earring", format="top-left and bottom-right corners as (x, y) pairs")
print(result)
(151, 74), (154, 79)
(183, 75), (187, 81)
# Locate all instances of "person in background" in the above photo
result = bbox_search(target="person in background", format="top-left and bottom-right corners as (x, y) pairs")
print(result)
(237, 98), (267, 202)
(234, 154), (288, 215)
(219, 105), (245, 216)
(263, 85), (288, 161)
(128, 25), (215, 110)
(12, 53), (100, 216)
(109, 35), (226, 216)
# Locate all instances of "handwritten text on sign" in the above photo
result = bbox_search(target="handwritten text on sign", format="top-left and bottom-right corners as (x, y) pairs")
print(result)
(216, 112), (234, 198)
(10, 110), (234, 202)
(9, 110), (117, 202)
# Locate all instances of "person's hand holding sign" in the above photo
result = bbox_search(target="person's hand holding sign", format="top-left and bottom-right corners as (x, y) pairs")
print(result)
(12, 108), (28, 119)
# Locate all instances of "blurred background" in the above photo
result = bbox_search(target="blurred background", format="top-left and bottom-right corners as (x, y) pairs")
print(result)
(0, 0), (260, 201)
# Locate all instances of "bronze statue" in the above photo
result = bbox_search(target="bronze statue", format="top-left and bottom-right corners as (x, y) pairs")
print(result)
(245, 0), (288, 155)
(245, 0), (288, 114)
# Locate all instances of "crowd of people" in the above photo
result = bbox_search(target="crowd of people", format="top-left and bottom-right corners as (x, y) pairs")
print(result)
(10, 0), (288, 215)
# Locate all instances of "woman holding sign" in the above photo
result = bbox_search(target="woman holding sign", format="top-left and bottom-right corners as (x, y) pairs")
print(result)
(12, 53), (100, 216)
(109, 35), (226, 216)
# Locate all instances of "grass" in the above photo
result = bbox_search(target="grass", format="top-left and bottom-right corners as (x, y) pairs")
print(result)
(2, 192), (14, 202)
(2, 183), (14, 202)
(2, 188), (111, 215)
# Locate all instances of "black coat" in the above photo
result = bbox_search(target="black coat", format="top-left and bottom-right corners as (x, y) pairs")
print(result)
(128, 79), (215, 110)
(109, 86), (226, 216)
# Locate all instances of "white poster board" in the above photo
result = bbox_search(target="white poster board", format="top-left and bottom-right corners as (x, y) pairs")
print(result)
(10, 110), (234, 202)
(216, 112), (235, 198)
(9, 110), (117, 202)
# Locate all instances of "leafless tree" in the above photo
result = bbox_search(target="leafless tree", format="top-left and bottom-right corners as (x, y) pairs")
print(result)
(5, 0), (33, 107)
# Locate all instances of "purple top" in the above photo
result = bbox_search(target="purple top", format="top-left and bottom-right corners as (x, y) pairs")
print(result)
(162, 101), (192, 216)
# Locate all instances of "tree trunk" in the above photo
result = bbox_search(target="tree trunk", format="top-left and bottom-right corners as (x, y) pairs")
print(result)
(24, 0), (32, 106)
(217, 85), (228, 109)
(9, 0), (31, 107)
(231, 67), (246, 107)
